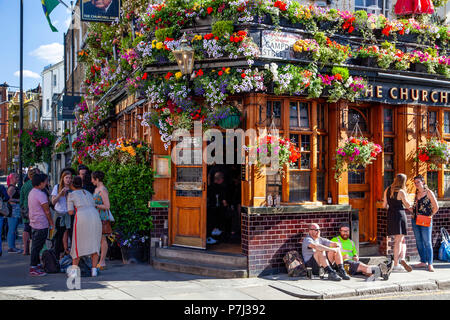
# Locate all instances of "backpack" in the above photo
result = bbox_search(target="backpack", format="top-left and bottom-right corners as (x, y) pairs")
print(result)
(438, 227), (450, 262)
(59, 255), (73, 273)
(41, 249), (60, 273)
(283, 250), (307, 277)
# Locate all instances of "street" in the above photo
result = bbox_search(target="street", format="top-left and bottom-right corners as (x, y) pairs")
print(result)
(343, 289), (450, 300)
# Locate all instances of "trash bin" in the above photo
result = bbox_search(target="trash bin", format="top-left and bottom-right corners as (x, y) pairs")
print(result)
(350, 209), (359, 255)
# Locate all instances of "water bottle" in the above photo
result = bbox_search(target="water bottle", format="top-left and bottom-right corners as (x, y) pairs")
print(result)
(275, 194), (281, 208)
(267, 194), (273, 207)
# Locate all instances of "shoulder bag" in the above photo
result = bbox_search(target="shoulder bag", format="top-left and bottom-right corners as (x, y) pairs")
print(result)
(415, 202), (432, 227)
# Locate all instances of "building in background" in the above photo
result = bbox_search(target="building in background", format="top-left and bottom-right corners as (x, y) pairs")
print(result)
(0, 83), (10, 175)
(41, 61), (64, 131)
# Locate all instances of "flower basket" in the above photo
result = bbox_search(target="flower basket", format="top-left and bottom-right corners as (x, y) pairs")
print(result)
(416, 138), (450, 170)
(398, 33), (418, 43)
(218, 114), (241, 129)
(294, 51), (312, 61)
(319, 20), (338, 31)
(410, 63), (428, 73)
(333, 136), (382, 182)
(359, 57), (378, 68)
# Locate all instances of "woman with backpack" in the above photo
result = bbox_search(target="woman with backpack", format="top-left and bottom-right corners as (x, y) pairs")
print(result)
(6, 173), (22, 254)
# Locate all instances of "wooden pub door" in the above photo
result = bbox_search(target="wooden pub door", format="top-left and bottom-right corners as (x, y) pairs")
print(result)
(170, 136), (207, 249)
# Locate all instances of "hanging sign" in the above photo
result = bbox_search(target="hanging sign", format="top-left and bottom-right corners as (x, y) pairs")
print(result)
(80, 0), (121, 23)
(260, 30), (302, 60)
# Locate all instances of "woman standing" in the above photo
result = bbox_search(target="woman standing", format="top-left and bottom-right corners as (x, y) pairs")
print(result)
(412, 175), (439, 272)
(6, 173), (22, 253)
(383, 173), (413, 272)
(67, 176), (102, 277)
(92, 171), (111, 270)
(51, 171), (73, 258)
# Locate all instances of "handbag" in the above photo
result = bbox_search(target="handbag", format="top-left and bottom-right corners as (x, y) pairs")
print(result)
(107, 209), (115, 222)
(416, 214), (432, 227)
(438, 227), (450, 262)
(102, 220), (113, 234)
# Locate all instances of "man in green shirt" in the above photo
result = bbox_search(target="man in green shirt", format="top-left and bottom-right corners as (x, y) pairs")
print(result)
(331, 224), (390, 281)
(20, 168), (39, 255)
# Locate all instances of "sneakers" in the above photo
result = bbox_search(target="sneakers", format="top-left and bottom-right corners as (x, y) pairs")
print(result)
(400, 259), (412, 272)
(366, 266), (381, 282)
(327, 271), (342, 281)
(29, 266), (47, 277)
(337, 268), (351, 280)
(392, 265), (404, 272)
(8, 248), (23, 254)
(378, 262), (390, 281)
(206, 237), (218, 245)
(211, 228), (222, 236)
(91, 268), (98, 277)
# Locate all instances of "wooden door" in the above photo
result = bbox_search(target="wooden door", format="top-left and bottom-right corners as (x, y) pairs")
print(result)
(348, 166), (372, 242)
(170, 137), (207, 249)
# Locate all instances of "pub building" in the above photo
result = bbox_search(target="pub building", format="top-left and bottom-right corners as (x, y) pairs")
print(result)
(90, 14), (450, 277)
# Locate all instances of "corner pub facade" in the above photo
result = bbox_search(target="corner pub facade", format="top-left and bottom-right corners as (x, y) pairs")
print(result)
(92, 11), (450, 277)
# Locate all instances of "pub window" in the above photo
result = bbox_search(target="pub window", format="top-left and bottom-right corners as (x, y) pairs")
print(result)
(290, 102), (310, 128)
(427, 171), (438, 196)
(384, 137), (395, 190)
(428, 111), (437, 134)
(317, 134), (326, 201)
(290, 134), (311, 169)
(444, 165), (450, 198)
(348, 108), (368, 132)
(348, 166), (365, 184)
(317, 103), (325, 130)
(266, 171), (282, 198)
(289, 171), (310, 202)
(384, 108), (393, 132)
(266, 100), (282, 127)
(444, 111), (450, 134)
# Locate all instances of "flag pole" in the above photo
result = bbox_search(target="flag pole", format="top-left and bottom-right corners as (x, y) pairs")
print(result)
(18, 0), (23, 189)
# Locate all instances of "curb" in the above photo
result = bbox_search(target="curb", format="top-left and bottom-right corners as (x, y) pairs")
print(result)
(437, 279), (450, 290)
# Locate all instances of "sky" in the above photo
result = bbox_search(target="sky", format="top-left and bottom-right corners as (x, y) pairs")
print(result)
(0, 0), (73, 93)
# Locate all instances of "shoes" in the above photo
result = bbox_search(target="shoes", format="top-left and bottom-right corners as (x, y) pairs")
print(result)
(413, 262), (427, 269)
(211, 228), (222, 236)
(0, 251), (2, 257)
(7, 248), (23, 254)
(366, 274), (376, 282)
(378, 262), (390, 281)
(91, 268), (98, 277)
(327, 271), (342, 281)
(400, 259), (412, 272)
(392, 265), (404, 272)
(366, 266), (381, 282)
(428, 265), (435, 272)
(337, 268), (350, 280)
(29, 267), (46, 277)
(206, 237), (218, 244)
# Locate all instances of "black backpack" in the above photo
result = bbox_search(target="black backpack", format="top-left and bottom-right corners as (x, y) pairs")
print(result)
(41, 249), (60, 273)
(283, 250), (307, 277)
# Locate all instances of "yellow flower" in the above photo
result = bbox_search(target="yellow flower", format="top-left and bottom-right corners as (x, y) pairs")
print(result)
(225, 67), (230, 74)
(137, 144), (142, 148)
(156, 42), (164, 50)
(152, 40), (157, 48)
(175, 72), (182, 79)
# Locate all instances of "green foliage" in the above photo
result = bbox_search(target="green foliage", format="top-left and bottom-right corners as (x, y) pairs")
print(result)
(21, 128), (56, 167)
(331, 67), (349, 81)
(212, 20), (234, 39)
(88, 160), (155, 237)
(314, 32), (327, 45)
(155, 27), (175, 42)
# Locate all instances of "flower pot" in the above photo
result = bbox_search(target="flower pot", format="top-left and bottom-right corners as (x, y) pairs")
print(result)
(279, 17), (292, 27)
(219, 114), (241, 129)
(120, 243), (149, 264)
(410, 63), (428, 73)
(294, 51), (312, 61)
(359, 57), (378, 68)
(319, 20), (337, 31)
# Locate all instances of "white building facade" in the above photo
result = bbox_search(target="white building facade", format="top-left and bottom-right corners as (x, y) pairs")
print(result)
(41, 61), (64, 132)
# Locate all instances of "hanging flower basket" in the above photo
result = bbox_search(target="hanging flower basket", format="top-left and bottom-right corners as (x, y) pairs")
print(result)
(333, 136), (382, 181)
(219, 114), (241, 129)
(415, 137), (450, 170)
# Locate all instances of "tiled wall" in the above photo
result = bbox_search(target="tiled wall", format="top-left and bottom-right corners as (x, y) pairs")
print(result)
(377, 207), (450, 259)
(242, 211), (352, 277)
(150, 207), (169, 240)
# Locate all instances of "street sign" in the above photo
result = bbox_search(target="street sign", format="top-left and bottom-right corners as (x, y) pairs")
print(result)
(59, 95), (81, 121)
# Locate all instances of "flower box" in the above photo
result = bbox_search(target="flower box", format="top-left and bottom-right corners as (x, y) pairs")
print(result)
(319, 20), (338, 31)
(410, 63), (428, 73)
(359, 57), (378, 68)
(252, 15), (272, 25)
(219, 114), (241, 129)
(294, 51), (312, 61)
(397, 33), (419, 43)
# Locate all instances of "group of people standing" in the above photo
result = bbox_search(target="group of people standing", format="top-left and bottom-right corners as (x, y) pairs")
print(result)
(0, 165), (113, 278)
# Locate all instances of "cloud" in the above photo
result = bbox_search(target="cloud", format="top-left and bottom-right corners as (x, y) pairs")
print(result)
(53, 20), (60, 26)
(30, 43), (64, 64)
(14, 70), (41, 79)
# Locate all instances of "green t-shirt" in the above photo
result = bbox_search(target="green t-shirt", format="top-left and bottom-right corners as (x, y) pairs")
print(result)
(19, 180), (33, 223)
(331, 235), (358, 260)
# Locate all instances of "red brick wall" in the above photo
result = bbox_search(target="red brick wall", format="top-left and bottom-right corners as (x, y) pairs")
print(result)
(150, 207), (169, 240)
(377, 207), (450, 259)
(242, 210), (352, 277)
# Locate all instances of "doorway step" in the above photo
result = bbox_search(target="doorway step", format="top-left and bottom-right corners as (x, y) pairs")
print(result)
(358, 242), (389, 265)
(152, 247), (248, 278)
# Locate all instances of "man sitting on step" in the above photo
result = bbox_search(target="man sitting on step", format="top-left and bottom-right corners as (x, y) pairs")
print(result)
(331, 223), (390, 281)
(301, 223), (350, 281)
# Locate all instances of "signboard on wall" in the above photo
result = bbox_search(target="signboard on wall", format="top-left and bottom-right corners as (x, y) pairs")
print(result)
(260, 30), (302, 60)
(80, 0), (121, 23)
(59, 95), (81, 121)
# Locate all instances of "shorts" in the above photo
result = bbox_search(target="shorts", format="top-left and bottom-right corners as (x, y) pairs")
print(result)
(23, 223), (31, 233)
(344, 260), (361, 275)
(305, 256), (321, 275)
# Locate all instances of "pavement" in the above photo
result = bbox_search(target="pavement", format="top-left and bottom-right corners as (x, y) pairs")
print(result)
(0, 230), (449, 300)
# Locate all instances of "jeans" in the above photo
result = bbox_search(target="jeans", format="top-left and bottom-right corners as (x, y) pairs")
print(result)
(7, 217), (20, 249)
(411, 218), (433, 265)
(30, 228), (48, 267)
(0, 216), (3, 253)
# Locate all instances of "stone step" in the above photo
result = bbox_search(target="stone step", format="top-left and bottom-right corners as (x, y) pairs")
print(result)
(156, 247), (247, 269)
(359, 243), (379, 256)
(152, 257), (248, 279)
(359, 256), (390, 265)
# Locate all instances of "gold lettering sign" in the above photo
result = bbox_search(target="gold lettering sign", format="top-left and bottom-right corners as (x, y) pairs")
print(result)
(431, 91), (438, 103)
(421, 90), (428, 102)
(365, 85), (374, 98)
(400, 88), (408, 100)
(441, 92), (448, 104)
(376, 86), (383, 98)
(411, 89), (419, 101)
(389, 87), (398, 99)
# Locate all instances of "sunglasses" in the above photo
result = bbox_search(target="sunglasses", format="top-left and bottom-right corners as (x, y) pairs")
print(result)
(309, 228), (320, 231)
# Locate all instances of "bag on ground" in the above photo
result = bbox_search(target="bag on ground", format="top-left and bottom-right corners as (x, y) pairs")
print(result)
(41, 249), (60, 273)
(438, 227), (450, 262)
(59, 255), (73, 273)
(283, 250), (307, 277)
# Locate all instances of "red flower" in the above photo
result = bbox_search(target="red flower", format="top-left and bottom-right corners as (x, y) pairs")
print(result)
(141, 73), (148, 80)
(218, 71), (223, 76)
(241, 73), (246, 78)
(196, 69), (204, 77)
(230, 36), (235, 42)
(237, 30), (247, 37)
(165, 72), (173, 80)
(348, 26), (354, 33)
(207, 7), (213, 14)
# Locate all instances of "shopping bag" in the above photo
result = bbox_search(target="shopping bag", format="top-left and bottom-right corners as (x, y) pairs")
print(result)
(438, 227), (450, 262)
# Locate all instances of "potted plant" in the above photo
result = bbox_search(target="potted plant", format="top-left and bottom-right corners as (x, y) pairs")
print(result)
(333, 136), (382, 181)
(292, 38), (320, 61)
(415, 137), (450, 170)
(117, 231), (150, 264)
(355, 45), (379, 68)
(218, 104), (242, 129)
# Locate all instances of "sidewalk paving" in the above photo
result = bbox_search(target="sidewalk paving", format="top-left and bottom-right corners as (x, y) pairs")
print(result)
(1, 240), (449, 300)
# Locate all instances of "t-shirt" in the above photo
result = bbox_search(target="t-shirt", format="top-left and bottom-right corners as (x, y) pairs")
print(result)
(51, 184), (68, 212)
(302, 235), (332, 262)
(331, 236), (358, 260)
(28, 188), (49, 230)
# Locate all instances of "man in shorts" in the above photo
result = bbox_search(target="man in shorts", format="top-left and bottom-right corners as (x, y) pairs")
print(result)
(331, 224), (390, 281)
(301, 223), (350, 281)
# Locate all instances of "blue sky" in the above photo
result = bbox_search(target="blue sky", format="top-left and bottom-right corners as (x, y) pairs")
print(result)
(0, 0), (73, 92)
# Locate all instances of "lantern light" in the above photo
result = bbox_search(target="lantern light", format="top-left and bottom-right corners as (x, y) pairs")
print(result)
(172, 33), (195, 76)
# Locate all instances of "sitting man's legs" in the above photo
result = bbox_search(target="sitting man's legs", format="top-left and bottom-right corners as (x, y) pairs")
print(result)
(326, 248), (350, 280)
(305, 250), (342, 281)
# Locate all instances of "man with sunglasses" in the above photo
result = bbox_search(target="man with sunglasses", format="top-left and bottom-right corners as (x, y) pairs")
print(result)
(301, 223), (349, 281)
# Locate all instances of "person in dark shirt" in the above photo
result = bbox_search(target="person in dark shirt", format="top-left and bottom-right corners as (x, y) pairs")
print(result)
(207, 171), (230, 244)
(78, 165), (96, 195)
(0, 184), (10, 256)
(82, 0), (119, 19)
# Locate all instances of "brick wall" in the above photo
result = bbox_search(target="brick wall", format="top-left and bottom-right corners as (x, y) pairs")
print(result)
(150, 207), (169, 240)
(242, 210), (352, 277)
(377, 207), (450, 259)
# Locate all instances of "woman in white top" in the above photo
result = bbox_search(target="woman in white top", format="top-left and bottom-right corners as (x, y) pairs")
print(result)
(51, 171), (72, 258)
